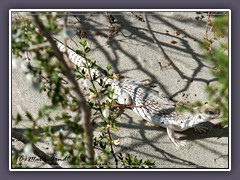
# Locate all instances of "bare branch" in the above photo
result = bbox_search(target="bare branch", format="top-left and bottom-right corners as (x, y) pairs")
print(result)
(31, 13), (95, 165)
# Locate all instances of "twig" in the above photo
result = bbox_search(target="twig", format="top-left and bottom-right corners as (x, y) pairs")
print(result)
(158, 61), (171, 71)
(63, 12), (68, 54)
(112, 101), (175, 109)
(31, 13), (95, 165)
(205, 12), (212, 40)
(106, 12), (119, 41)
(26, 42), (50, 51)
(131, 12), (145, 22)
(106, 129), (118, 167)
(106, 12), (116, 25)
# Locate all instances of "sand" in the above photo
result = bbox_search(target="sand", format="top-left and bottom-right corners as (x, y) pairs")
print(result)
(11, 11), (229, 169)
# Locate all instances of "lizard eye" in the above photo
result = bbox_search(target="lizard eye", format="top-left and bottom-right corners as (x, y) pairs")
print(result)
(208, 110), (215, 115)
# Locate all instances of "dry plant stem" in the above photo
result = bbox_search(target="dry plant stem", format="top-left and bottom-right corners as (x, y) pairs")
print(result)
(31, 13), (95, 165)
(106, 129), (118, 167)
(84, 59), (119, 168)
(205, 12), (211, 40)
(112, 101), (176, 109)
(63, 12), (68, 54)
(26, 42), (50, 51)
(12, 129), (62, 168)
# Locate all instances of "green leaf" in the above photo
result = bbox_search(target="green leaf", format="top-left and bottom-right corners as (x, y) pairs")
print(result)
(85, 47), (91, 53)
(93, 73), (97, 81)
(26, 111), (34, 121)
(44, 126), (54, 135)
(145, 159), (155, 165)
(90, 60), (96, 68)
(111, 127), (119, 132)
(89, 88), (96, 93)
(59, 131), (64, 140)
(118, 153), (123, 160)
(81, 68), (86, 74)
(103, 69), (108, 76)
(101, 116), (108, 122)
(65, 120), (83, 134)
(212, 15), (228, 37)
(100, 88), (107, 94)
(76, 50), (85, 56)
(98, 79), (103, 86)
(100, 141), (106, 149)
(16, 113), (22, 122)
(39, 105), (56, 116)
(75, 75), (82, 81)
(106, 64), (112, 72)
(80, 39), (87, 47)
(96, 126), (105, 131)
(24, 130), (38, 143)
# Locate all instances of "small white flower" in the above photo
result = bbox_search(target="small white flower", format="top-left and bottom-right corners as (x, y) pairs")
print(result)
(91, 70), (101, 78)
(24, 143), (33, 154)
(35, 28), (40, 33)
(88, 93), (97, 103)
(102, 108), (110, 118)
(113, 138), (120, 145)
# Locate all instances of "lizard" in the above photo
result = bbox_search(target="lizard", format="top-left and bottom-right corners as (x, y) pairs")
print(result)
(55, 39), (220, 147)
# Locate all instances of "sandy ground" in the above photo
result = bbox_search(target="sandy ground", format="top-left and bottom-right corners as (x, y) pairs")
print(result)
(11, 11), (229, 169)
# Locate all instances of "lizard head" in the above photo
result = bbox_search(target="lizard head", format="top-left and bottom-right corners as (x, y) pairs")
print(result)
(176, 103), (220, 131)
(193, 103), (220, 120)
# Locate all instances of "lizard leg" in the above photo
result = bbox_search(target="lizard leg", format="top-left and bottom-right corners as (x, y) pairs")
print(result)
(167, 127), (187, 147)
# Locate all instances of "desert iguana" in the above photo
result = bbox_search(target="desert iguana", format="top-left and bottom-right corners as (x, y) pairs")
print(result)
(55, 40), (220, 147)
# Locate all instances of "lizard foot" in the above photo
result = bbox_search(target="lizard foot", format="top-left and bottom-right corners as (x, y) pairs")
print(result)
(194, 124), (209, 133)
(172, 139), (188, 147)
(167, 127), (187, 147)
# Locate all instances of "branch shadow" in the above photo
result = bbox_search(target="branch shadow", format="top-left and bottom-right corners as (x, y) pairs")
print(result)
(66, 12), (228, 168)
